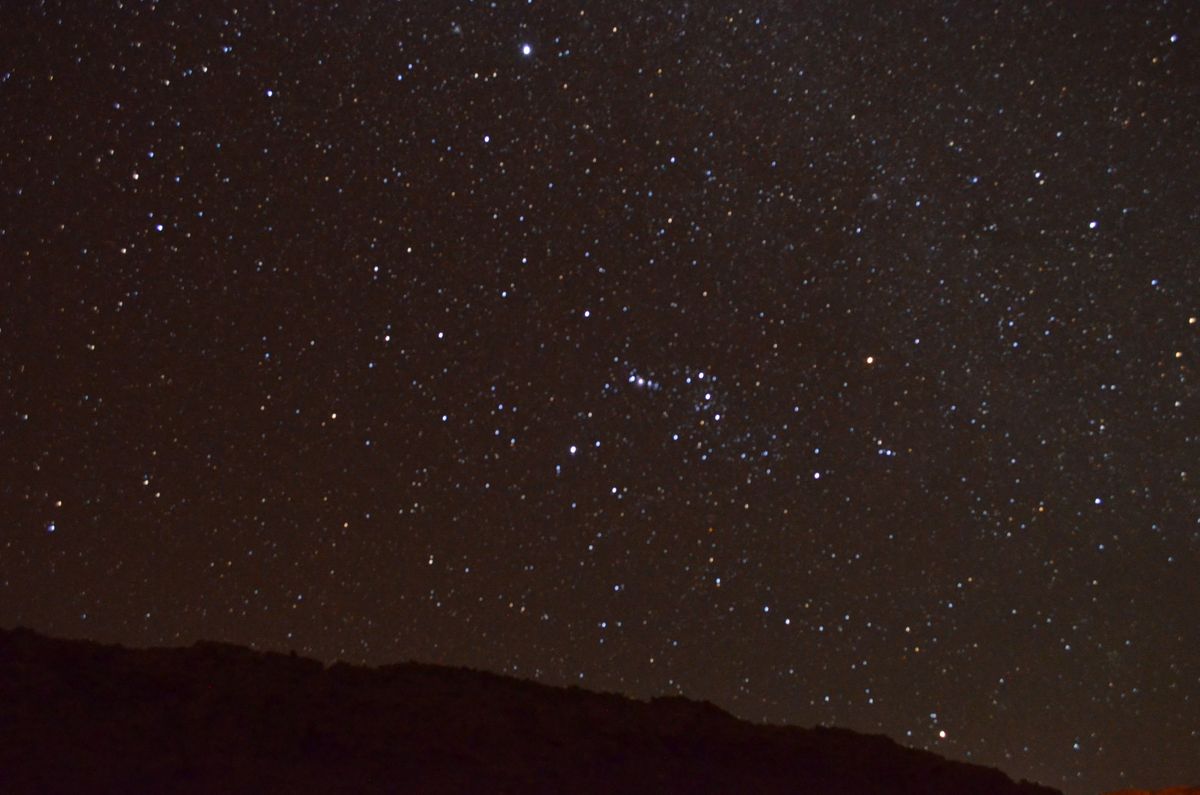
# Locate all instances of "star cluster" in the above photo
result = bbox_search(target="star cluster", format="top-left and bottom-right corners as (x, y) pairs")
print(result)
(1, 2), (1197, 793)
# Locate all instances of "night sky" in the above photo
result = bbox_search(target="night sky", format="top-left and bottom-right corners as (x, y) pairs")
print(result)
(1, 2), (1197, 792)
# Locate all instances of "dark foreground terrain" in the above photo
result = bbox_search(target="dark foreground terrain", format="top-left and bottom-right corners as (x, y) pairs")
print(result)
(0, 627), (1059, 794)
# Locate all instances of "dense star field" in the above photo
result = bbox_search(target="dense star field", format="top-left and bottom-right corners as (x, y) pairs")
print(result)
(1, 2), (1196, 793)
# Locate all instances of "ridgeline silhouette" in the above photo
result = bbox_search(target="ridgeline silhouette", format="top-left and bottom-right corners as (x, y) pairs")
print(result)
(0, 627), (1061, 794)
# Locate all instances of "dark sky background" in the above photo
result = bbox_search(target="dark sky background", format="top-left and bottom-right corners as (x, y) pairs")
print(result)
(1, 2), (1197, 792)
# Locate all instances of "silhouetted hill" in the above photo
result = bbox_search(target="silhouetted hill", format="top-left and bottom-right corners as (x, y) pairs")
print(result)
(0, 627), (1061, 794)
(1105, 789), (1200, 795)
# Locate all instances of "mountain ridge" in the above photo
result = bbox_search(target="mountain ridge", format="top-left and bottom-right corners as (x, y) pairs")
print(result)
(0, 625), (1060, 794)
